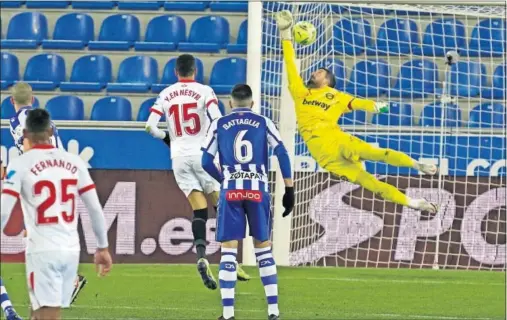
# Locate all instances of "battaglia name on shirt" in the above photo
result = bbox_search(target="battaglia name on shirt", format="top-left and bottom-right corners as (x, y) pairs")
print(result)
(222, 118), (260, 130)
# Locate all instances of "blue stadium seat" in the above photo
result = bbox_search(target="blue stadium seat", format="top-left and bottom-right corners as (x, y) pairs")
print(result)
(91, 96), (132, 121)
(24, 53), (66, 90)
(390, 59), (438, 98)
(0, 52), (19, 89)
(346, 59), (390, 97)
(210, 1), (248, 12)
(372, 102), (413, 126)
(412, 18), (466, 56)
(217, 100), (226, 115)
(227, 20), (247, 54)
(1, 96), (40, 119)
(134, 15), (185, 52)
(0, 1), (22, 8)
(107, 56), (158, 93)
(445, 61), (486, 97)
(118, 1), (162, 10)
(152, 57), (204, 93)
(60, 55), (112, 92)
(482, 64), (505, 99)
(338, 110), (367, 126)
(137, 97), (166, 121)
(261, 59), (282, 96)
(419, 103), (462, 127)
(26, 1), (69, 8)
(366, 18), (419, 55)
(332, 18), (372, 55)
(88, 14), (140, 51)
(45, 95), (84, 121)
(209, 57), (246, 94)
(72, 1), (115, 9)
(1, 12), (48, 49)
(469, 103), (506, 128)
(42, 13), (94, 50)
(164, 1), (210, 11)
(178, 16), (229, 53)
(466, 19), (506, 57)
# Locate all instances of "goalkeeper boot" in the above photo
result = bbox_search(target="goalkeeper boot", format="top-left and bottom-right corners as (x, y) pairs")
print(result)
(268, 315), (280, 320)
(416, 163), (438, 175)
(5, 306), (22, 320)
(197, 258), (217, 290)
(236, 262), (250, 281)
(70, 275), (87, 305)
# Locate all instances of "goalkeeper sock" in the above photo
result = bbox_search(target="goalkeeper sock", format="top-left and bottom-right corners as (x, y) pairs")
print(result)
(219, 247), (238, 319)
(255, 246), (280, 316)
(0, 278), (14, 316)
(356, 170), (410, 206)
(192, 208), (208, 260)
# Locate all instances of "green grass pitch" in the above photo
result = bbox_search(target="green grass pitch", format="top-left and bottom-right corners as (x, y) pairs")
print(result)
(0, 264), (505, 319)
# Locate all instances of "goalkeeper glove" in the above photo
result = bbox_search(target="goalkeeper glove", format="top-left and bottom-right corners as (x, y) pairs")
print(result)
(282, 186), (295, 217)
(275, 10), (293, 41)
(374, 101), (389, 114)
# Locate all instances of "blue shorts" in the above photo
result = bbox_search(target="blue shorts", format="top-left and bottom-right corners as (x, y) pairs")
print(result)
(216, 189), (272, 242)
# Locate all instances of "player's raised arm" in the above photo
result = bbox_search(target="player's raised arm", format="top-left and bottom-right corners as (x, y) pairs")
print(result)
(276, 10), (308, 98)
(200, 119), (222, 183)
(265, 118), (295, 217)
(0, 163), (21, 231)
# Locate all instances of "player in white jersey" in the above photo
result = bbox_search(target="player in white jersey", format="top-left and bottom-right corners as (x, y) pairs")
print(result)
(145, 54), (250, 289)
(7, 82), (89, 305)
(0, 109), (112, 320)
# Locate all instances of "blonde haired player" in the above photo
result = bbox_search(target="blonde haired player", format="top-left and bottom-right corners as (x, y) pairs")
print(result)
(276, 11), (439, 213)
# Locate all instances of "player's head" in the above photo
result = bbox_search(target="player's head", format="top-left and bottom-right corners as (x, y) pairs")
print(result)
(175, 54), (197, 80)
(23, 108), (54, 148)
(307, 68), (336, 89)
(229, 84), (254, 109)
(10, 82), (34, 110)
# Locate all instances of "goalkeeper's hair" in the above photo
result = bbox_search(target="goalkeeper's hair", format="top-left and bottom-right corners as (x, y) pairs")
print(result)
(175, 54), (196, 77)
(230, 84), (253, 107)
(320, 68), (336, 88)
(26, 108), (51, 134)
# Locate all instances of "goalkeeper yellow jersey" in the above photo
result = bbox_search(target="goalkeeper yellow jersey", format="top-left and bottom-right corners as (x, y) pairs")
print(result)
(281, 40), (376, 140)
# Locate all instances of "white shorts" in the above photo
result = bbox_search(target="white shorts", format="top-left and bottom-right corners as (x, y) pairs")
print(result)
(25, 251), (80, 311)
(172, 155), (220, 197)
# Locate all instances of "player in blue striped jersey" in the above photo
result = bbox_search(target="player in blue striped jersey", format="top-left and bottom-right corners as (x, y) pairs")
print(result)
(201, 84), (295, 320)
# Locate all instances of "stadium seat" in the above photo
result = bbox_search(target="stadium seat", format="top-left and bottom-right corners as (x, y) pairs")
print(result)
(346, 59), (390, 97)
(366, 18), (419, 55)
(390, 59), (439, 98)
(419, 103), (462, 127)
(42, 13), (94, 50)
(26, 1), (69, 8)
(332, 18), (372, 55)
(134, 15), (185, 51)
(72, 1), (115, 9)
(60, 55), (112, 92)
(164, 1), (210, 11)
(107, 56), (158, 93)
(1, 12), (48, 49)
(217, 100), (226, 115)
(24, 53), (66, 90)
(338, 110), (367, 126)
(88, 14), (140, 51)
(1, 96), (40, 120)
(261, 59), (282, 96)
(0, 1), (22, 8)
(118, 1), (162, 10)
(91, 96), (132, 121)
(178, 16), (229, 53)
(210, 1), (248, 12)
(0, 52), (19, 89)
(209, 57), (247, 94)
(445, 61), (486, 97)
(469, 103), (506, 128)
(137, 97), (166, 121)
(45, 95), (84, 121)
(372, 102), (413, 126)
(412, 18), (466, 56)
(227, 20), (247, 54)
(466, 19), (506, 57)
(482, 64), (506, 99)
(152, 57), (204, 93)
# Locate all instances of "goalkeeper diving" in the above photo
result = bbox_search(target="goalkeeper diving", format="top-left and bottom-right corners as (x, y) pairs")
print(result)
(276, 11), (438, 213)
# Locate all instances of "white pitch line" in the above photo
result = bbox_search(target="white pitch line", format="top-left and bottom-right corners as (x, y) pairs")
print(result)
(16, 304), (500, 320)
